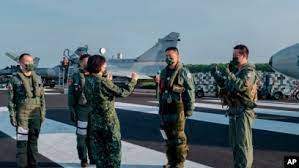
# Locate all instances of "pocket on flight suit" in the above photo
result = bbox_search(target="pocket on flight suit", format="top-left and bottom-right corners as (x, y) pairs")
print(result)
(175, 102), (185, 132)
(16, 106), (30, 129)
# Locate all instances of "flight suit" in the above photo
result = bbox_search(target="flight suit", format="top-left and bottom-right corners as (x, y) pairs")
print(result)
(7, 70), (46, 168)
(159, 63), (195, 168)
(212, 63), (258, 168)
(68, 68), (93, 164)
(84, 74), (137, 168)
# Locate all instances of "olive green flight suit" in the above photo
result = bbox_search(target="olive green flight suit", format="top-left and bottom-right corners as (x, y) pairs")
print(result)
(68, 68), (93, 163)
(159, 63), (195, 168)
(212, 63), (258, 168)
(84, 74), (137, 168)
(7, 70), (46, 168)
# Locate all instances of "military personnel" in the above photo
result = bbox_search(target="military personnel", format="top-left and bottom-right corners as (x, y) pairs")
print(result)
(84, 55), (138, 168)
(7, 53), (46, 168)
(156, 47), (195, 168)
(211, 44), (258, 168)
(68, 54), (95, 167)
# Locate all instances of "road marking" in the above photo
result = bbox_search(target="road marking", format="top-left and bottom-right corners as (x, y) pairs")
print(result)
(116, 102), (299, 135)
(201, 99), (299, 109)
(0, 108), (210, 168)
(148, 101), (299, 118)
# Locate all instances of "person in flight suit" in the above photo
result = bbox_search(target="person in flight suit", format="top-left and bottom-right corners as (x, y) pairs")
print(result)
(84, 55), (138, 168)
(68, 54), (95, 167)
(211, 44), (258, 168)
(7, 53), (46, 168)
(156, 47), (195, 168)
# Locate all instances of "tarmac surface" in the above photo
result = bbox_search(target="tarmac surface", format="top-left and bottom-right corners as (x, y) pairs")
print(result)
(0, 89), (298, 168)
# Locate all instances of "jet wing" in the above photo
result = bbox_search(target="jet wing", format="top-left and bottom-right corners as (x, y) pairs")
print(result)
(111, 70), (152, 80)
(5, 52), (40, 67)
(5, 52), (19, 62)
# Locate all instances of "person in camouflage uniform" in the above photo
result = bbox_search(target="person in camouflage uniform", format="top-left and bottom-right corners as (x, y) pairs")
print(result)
(7, 53), (46, 168)
(84, 55), (138, 168)
(211, 44), (258, 168)
(156, 47), (195, 168)
(68, 54), (94, 167)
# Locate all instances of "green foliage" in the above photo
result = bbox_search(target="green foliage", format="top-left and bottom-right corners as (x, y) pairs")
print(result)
(185, 63), (273, 73)
(139, 81), (156, 89)
(255, 63), (274, 72)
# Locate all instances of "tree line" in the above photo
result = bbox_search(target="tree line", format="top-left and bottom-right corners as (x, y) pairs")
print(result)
(185, 63), (273, 73)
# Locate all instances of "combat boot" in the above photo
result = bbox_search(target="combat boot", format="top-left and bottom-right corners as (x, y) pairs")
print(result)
(174, 162), (184, 168)
(81, 159), (88, 168)
(163, 164), (171, 168)
(163, 163), (184, 168)
(89, 158), (96, 165)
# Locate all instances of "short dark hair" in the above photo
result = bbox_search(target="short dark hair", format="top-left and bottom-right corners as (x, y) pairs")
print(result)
(87, 55), (106, 74)
(19, 53), (32, 61)
(165, 47), (179, 54)
(234, 44), (249, 57)
(79, 54), (90, 61)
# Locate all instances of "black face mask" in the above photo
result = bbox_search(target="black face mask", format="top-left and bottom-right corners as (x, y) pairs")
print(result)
(165, 57), (175, 66)
(24, 63), (35, 71)
(232, 57), (240, 65)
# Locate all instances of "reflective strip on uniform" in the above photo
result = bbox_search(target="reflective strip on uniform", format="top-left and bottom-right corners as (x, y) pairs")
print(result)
(17, 127), (28, 141)
(160, 129), (168, 140)
(76, 128), (87, 135)
(77, 121), (88, 135)
(77, 121), (88, 129)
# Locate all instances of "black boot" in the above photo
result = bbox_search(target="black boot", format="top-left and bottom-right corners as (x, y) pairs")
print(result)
(81, 159), (88, 168)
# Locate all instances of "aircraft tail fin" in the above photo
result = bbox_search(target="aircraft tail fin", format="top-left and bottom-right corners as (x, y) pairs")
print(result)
(136, 32), (180, 62)
(5, 52), (40, 67)
(33, 57), (40, 67)
(5, 52), (19, 63)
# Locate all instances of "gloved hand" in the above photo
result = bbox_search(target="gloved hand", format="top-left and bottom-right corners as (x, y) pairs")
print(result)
(225, 64), (237, 81)
(70, 108), (77, 123)
(228, 60), (238, 73)
(10, 115), (17, 127)
(210, 64), (218, 76)
(41, 111), (46, 123)
(225, 64), (231, 75)
(185, 110), (193, 117)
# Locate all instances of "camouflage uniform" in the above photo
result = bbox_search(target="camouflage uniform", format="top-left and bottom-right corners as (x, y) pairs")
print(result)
(7, 69), (46, 168)
(68, 68), (93, 164)
(212, 63), (258, 168)
(159, 63), (195, 168)
(84, 74), (137, 168)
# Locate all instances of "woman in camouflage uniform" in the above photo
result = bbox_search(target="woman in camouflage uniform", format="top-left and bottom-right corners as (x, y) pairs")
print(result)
(84, 55), (138, 168)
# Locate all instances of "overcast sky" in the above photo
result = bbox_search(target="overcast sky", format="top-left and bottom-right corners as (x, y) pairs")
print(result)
(1, 0), (299, 68)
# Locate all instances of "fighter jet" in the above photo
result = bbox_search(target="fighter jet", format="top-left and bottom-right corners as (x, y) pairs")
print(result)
(0, 32), (180, 87)
(0, 53), (43, 85)
(0, 52), (62, 87)
(62, 32), (180, 83)
(269, 43), (299, 79)
(107, 32), (180, 80)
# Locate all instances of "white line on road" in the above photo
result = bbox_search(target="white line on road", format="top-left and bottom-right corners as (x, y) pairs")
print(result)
(116, 102), (299, 135)
(0, 107), (210, 168)
(148, 101), (299, 118)
(201, 99), (299, 109)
